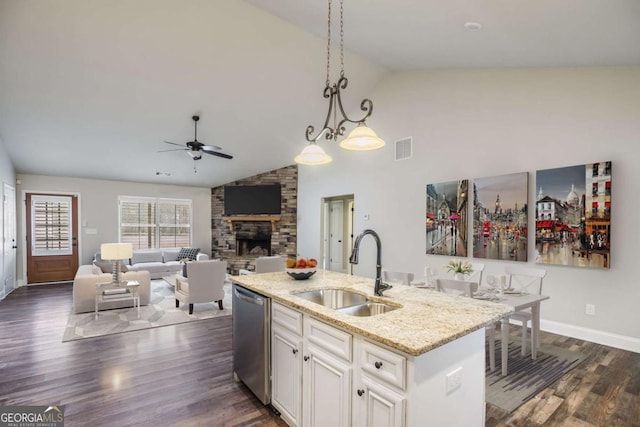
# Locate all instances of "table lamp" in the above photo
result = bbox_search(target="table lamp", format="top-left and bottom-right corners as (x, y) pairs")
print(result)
(101, 243), (133, 283)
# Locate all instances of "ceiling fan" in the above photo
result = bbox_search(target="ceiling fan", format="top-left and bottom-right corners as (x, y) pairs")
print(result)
(160, 115), (233, 161)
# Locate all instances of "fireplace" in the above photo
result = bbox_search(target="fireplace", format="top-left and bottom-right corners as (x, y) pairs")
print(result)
(236, 233), (272, 257)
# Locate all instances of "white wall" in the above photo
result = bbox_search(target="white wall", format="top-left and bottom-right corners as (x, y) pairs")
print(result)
(297, 66), (640, 350)
(15, 174), (212, 283)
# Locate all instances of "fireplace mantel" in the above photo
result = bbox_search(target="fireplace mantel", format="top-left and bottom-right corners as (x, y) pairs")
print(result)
(222, 215), (281, 232)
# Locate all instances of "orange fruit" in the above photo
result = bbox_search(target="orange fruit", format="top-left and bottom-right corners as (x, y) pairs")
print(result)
(286, 258), (296, 268)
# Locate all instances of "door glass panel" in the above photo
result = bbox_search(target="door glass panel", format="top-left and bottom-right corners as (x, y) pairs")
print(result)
(31, 195), (73, 256)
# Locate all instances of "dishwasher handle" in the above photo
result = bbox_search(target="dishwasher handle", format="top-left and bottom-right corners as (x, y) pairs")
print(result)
(234, 285), (265, 306)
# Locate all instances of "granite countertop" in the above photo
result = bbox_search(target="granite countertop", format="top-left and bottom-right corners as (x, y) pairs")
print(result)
(231, 269), (513, 357)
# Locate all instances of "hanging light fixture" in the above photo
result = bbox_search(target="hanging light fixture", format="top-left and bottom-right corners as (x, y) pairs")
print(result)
(295, 0), (384, 165)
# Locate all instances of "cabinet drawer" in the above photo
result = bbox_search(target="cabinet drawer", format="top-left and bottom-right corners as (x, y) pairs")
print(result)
(360, 341), (406, 390)
(272, 302), (303, 335)
(306, 317), (353, 362)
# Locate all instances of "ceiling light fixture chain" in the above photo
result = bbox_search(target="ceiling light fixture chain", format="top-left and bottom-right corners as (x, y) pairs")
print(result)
(305, 0), (374, 143)
(326, 0), (332, 87)
(339, 0), (344, 77)
(295, 0), (385, 165)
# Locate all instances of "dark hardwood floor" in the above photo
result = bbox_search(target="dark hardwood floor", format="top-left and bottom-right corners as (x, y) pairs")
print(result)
(1, 284), (639, 426)
(0, 283), (287, 427)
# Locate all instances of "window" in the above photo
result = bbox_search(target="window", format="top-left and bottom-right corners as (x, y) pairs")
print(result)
(119, 197), (192, 249)
(31, 195), (73, 256)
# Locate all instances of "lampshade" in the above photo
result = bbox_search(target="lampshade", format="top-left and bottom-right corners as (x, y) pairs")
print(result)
(294, 143), (333, 165)
(339, 124), (385, 151)
(101, 243), (133, 260)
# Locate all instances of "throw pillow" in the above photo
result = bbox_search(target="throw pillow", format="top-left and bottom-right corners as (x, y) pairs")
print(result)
(94, 259), (113, 274)
(177, 247), (200, 261)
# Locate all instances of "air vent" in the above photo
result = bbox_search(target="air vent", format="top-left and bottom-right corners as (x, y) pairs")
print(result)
(395, 137), (412, 161)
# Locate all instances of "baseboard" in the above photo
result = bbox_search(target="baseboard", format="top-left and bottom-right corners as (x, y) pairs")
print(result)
(540, 319), (640, 354)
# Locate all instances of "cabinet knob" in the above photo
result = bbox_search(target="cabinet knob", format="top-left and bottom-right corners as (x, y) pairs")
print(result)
(292, 348), (298, 355)
(375, 361), (383, 369)
(304, 355), (310, 361)
(357, 389), (365, 397)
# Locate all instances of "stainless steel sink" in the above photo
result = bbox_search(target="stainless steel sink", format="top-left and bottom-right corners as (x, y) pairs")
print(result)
(293, 288), (367, 309)
(336, 302), (400, 317)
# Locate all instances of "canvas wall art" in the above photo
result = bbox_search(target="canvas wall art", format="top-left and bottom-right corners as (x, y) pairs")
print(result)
(472, 172), (528, 262)
(426, 179), (468, 256)
(535, 161), (611, 269)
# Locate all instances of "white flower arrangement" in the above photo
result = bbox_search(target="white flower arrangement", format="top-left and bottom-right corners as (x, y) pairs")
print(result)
(445, 259), (473, 275)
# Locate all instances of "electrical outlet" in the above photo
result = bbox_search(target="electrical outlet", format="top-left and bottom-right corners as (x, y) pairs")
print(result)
(445, 367), (463, 394)
(586, 304), (596, 316)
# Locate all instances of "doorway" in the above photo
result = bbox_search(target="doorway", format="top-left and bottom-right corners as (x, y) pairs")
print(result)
(321, 195), (354, 273)
(2, 183), (16, 298)
(25, 193), (79, 283)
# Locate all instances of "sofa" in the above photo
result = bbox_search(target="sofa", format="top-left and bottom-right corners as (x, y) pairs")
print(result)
(94, 248), (209, 280)
(73, 264), (151, 314)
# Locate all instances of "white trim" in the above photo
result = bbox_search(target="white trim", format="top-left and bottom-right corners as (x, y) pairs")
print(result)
(540, 319), (640, 354)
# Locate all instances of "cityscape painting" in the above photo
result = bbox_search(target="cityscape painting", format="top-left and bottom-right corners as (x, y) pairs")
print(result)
(426, 179), (468, 256)
(535, 161), (611, 269)
(472, 172), (528, 262)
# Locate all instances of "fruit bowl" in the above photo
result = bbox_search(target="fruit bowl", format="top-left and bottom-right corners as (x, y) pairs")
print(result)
(286, 268), (317, 280)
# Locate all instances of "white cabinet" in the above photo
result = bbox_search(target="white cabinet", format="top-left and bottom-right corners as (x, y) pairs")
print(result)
(353, 340), (406, 427)
(272, 326), (303, 426)
(303, 344), (352, 427)
(270, 301), (485, 427)
(353, 375), (405, 427)
(272, 302), (353, 427)
(272, 302), (304, 426)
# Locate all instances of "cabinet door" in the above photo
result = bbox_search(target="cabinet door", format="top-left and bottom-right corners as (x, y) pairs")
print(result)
(303, 345), (352, 427)
(272, 326), (303, 427)
(354, 376), (405, 427)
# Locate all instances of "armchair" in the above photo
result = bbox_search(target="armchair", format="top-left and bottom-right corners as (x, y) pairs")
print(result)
(175, 260), (227, 314)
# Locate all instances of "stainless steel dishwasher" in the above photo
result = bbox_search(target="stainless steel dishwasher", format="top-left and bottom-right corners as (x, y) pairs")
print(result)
(232, 284), (271, 405)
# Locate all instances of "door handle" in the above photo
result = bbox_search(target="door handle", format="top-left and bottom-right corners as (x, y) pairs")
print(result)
(12, 246), (17, 249)
(357, 389), (364, 397)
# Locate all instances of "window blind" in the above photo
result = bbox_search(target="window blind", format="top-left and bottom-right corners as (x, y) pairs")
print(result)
(119, 197), (192, 249)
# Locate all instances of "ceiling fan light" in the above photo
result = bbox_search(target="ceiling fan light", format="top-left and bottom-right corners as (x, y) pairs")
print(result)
(294, 143), (333, 165)
(187, 151), (202, 160)
(339, 124), (385, 151)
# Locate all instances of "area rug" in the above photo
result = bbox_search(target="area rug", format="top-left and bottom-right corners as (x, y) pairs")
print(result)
(62, 279), (232, 342)
(486, 339), (586, 413)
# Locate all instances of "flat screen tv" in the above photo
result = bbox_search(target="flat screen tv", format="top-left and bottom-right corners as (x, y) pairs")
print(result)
(224, 184), (281, 215)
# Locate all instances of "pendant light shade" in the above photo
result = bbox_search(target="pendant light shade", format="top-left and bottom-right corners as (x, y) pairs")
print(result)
(294, 143), (333, 165)
(339, 124), (385, 151)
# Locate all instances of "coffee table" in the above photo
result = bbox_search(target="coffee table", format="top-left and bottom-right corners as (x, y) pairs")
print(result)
(94, 280), (140, 319)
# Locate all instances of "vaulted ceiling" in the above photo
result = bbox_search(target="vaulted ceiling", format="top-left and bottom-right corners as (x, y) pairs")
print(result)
(1, 0), (639, 187)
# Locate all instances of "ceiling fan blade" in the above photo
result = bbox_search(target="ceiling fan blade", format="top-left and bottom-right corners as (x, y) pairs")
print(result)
(163, 140), (186, 147)
(203, 149), (233, 159)
(202, 144), (223, 151)
(158, 148), (188, 153)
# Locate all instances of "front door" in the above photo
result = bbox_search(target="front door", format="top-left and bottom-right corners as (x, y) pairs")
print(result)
(26, 193), (79, 283)
(3, 184), (16, 295)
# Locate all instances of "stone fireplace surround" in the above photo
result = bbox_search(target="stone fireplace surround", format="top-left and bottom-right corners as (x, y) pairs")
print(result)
(211, 165), (297, 274)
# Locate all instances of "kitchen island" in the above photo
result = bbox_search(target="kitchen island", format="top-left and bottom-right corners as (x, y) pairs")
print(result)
(232, 269), (512, 427)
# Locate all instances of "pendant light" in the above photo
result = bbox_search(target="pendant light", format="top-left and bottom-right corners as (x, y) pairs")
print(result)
(295, 0), (384, 165)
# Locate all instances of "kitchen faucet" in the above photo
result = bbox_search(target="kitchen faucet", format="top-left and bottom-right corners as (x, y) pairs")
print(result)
(349, 229), (392, 297)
